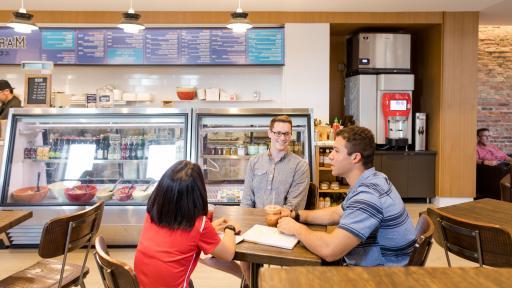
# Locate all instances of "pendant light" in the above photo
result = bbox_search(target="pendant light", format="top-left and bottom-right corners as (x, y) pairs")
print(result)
(226, 0), (253, 33)
(118, 0), (145, 34)
(7, 0), (38, 34)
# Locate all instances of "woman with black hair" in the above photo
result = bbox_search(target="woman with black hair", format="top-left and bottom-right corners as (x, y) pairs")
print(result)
(134, 160), (240, 288)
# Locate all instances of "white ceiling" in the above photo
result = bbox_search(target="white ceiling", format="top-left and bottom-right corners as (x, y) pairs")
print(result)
(0, 0), (510, 25)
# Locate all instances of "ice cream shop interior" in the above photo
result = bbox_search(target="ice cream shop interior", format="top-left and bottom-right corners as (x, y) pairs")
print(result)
(0, 1), (512, 287)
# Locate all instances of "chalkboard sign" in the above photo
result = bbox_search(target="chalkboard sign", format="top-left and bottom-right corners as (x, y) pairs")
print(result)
(24, 74), (51, 107)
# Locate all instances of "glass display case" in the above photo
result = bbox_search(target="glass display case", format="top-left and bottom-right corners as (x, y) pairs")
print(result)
(0, 108), (190, 206)
(193, 108), (314, 205)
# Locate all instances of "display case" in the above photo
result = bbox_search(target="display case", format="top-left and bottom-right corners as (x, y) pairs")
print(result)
(0, 108), (191, 245)
(193, 108), (314, 205)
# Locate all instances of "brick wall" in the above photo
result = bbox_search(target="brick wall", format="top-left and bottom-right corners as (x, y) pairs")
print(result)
(478, 26), (512, 153)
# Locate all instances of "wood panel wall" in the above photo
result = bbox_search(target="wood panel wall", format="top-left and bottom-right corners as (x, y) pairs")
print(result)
(0, 11), (443, 25)
(438, 12), (479, 198)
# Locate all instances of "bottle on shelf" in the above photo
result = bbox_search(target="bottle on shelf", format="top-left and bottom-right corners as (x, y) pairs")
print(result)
(121, 138), (128, 160)
(138, 136), (145, 159)
(102, 135), (109, 160)
(95, 136), (102, 160)
(319, 147), (325, 167)
(324, 196), (331, 207)
(324, 148), (331, 167)
(318, 197), (325, 209)
(128, 137), (134, 160)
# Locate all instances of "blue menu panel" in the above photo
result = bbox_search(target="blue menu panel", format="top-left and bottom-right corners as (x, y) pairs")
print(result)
(144, 29), (180, 64)
(105, 30), (144, 64)
(41, 29), (76, 64)
(0, 27), (284, 65)
(210, 29), (246, 65)
(181, 29), (211, 64)
(247, 29), (284, 64)
(77, 29), (106, 64)
(0, 28), (41, 64)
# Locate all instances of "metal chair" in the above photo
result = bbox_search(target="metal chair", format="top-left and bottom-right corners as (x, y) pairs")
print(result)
(305, 182), (318, 210)
(427, 207), (512, 267)
(94, 235), (139, 288)
(407, 214), (434, 266)
(0, 201), (105, 287)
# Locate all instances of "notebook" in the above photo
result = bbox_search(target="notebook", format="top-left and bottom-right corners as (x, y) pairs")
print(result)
(242, 224), (299, 250)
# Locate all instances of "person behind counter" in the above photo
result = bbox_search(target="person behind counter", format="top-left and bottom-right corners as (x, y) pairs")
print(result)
(134, 160), (241, 288)
(241, 115), (310, 210)
(277, 126), (416, 266)
(0, 80), (22, 120)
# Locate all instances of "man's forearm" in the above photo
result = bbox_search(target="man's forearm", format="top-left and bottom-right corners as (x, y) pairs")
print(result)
(300, 206), (342, 226)
(294, 224), (337, 261)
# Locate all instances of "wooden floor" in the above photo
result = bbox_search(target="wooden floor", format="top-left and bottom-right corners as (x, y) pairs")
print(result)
(0, 204), (477, 288)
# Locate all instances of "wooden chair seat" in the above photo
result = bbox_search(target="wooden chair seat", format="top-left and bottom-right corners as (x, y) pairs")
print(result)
(0, 259), (89, 288)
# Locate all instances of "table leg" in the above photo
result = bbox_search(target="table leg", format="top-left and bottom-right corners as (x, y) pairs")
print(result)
(250, 262), (262, 288)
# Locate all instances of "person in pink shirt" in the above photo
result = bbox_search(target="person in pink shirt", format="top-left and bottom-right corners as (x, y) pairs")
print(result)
(476, 128), (512, 166)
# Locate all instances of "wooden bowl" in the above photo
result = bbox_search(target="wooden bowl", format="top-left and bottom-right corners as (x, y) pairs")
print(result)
(12, 186), (49, 203)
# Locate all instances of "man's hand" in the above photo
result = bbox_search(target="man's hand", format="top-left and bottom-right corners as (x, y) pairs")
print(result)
(279, 208), (292, 218)
(212, 217), (228, 232)
(484, 160), (499, 166)
(277, 217), (302, 236)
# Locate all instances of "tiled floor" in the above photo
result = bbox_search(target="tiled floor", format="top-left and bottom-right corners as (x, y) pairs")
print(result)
(0, 203), (477, 288)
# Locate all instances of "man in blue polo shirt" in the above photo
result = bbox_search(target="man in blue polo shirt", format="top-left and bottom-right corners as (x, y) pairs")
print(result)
(277, 125), (416, 266)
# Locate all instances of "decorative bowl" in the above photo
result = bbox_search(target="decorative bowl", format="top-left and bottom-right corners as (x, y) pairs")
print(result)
(64, 185), (97, 202)
(12, 186), (49, 203)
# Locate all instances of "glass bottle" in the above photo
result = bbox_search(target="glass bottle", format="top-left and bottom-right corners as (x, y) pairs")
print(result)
(128, 137), (134, 160)
(138, 136), (145, 159)
(102, 135), (109, 160)
(121, 138), (128, 160)
(95, 136), (102, 160)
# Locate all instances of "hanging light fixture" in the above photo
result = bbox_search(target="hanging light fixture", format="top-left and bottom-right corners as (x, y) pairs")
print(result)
(118, 0), (145, 34)
(7, 0), (39, 34)
(226, 0), (253, 33)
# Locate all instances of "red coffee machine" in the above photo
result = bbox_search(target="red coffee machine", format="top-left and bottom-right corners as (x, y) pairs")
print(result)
(382, 92), (412, 147)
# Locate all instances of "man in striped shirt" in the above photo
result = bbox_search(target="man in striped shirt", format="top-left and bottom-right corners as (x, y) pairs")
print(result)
(278, 126), (416, 266)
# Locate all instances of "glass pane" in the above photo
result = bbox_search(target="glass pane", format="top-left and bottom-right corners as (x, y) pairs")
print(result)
(4, 114), (188, 206)
(196, 114), (310, 204)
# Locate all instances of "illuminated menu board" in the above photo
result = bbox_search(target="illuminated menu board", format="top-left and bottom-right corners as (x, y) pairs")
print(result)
(0, 27), (284, 65)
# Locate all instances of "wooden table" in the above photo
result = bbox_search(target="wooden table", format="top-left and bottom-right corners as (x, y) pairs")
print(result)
(437, 198), (512, 234)
(213, 206), (324, 288)
(259, 267), (512, 288)
(0, 210), (33, 248)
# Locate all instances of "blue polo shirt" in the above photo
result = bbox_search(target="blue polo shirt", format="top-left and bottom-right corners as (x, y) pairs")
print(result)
(338, 168), (416, 266)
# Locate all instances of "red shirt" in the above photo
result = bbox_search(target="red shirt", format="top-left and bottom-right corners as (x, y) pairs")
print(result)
(476, 143), (508, 161)
(134, 214), (220, 288)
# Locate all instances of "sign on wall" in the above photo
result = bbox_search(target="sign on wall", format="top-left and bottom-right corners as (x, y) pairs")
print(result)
(0, 27), (285, 65)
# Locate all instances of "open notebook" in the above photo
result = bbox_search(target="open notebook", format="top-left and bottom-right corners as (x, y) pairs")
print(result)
(242, 224), (299, 249)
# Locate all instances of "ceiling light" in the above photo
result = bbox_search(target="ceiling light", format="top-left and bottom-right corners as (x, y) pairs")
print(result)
(7, 0), (38, 34)
(118, 0), (145, 34)
(227, 0), (253, 33)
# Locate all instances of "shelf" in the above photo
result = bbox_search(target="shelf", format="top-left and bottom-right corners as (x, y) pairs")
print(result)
(319, 188), (349, 193)
(25, 159), (148, 163)
(202, 155), (251, 160)
(319, 166), (333, 171)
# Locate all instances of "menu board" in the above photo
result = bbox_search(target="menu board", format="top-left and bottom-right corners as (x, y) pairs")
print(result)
(24, 74), (51, 106)
(0, 27), (284, 65)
